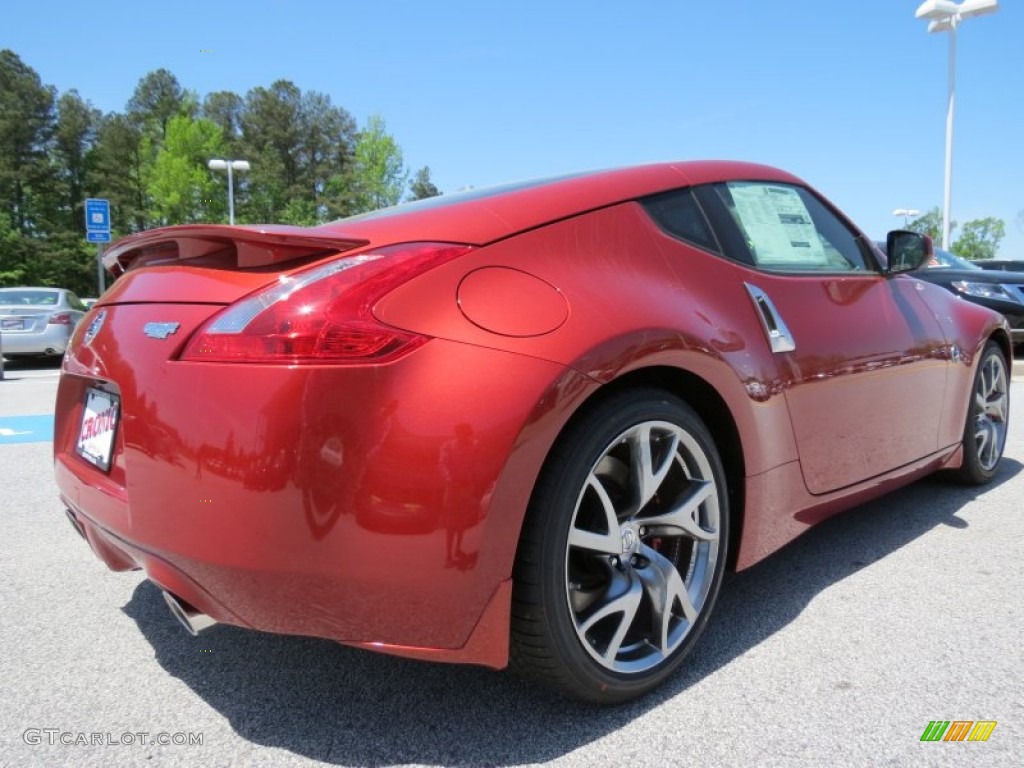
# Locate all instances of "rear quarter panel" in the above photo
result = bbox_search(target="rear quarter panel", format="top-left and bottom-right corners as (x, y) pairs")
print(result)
(375, 201), (798, 479)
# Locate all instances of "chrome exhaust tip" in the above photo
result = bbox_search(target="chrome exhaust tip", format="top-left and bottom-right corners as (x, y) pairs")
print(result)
(162, 590), (217, 636)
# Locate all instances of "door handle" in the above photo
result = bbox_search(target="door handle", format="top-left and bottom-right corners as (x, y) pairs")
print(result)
(744, 283), (796, 353)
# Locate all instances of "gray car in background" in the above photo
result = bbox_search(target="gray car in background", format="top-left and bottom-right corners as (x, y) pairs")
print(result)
(0, 287), (89, 359)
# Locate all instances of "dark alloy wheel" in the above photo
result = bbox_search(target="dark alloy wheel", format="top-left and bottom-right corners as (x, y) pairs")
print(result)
(511, 389), (729, 703)
(953, 341), (1010, 485)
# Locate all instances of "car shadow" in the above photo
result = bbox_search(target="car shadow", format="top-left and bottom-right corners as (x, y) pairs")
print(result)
(0, 356), (63, 378)
(122, 459), (1022, 766)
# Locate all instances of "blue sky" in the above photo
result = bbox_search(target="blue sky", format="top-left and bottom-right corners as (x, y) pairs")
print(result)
(4, 1), (1022, 255)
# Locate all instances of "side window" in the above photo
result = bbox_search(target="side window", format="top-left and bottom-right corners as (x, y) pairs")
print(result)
(641, 188), (720, 254)
(710, 182), (871, 272)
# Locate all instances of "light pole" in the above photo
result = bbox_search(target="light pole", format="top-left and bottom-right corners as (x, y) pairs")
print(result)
(914, 0), (999, 250)
(893, 208), (921, 228)
(207, 159), (251, 225)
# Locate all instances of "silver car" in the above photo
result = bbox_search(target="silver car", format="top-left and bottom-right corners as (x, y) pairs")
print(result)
(0, 287), (89, 359)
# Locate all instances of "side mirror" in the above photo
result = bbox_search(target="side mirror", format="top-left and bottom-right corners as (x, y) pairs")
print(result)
(886, 230), (933, 273)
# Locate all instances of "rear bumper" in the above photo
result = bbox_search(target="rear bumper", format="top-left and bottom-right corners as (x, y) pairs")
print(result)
(60, 498), (514, 667)
(54, 332), (592, 667)
(0, 325), (72, 355)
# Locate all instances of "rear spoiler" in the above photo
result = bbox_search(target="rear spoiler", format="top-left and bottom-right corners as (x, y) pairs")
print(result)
(102, 224), (368, 277)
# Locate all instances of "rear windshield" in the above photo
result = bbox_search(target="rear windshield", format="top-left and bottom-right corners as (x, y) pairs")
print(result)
(0, 289), (60, 305)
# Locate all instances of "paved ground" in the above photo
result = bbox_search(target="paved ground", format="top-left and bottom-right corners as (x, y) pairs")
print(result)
(1, 356), (1022, 767)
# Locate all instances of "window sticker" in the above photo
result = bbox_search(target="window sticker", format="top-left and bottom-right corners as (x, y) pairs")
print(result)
(728, 183), (829, 266)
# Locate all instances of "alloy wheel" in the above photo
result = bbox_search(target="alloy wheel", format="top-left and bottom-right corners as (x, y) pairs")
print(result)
(973, 350), (1009, 472)
(564, 420), (721, 674)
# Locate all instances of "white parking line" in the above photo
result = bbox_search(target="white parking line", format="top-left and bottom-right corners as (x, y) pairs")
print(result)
(2, 371), (61, 379)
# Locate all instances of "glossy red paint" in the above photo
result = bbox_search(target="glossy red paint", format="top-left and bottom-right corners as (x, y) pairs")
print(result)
(55, 161), (1010, 671)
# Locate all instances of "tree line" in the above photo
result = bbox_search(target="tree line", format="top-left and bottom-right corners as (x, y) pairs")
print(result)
(905, 208), (1007, 261)
(1, 49), (441, 296)
(4, 47), (1016, 298)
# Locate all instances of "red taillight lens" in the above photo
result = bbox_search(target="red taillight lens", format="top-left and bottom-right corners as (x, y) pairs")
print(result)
(48, 312), (73, 325)
(180, 242), (472, 364)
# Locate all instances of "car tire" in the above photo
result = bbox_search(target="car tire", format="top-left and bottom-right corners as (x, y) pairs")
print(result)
(951, 341), (1010, 485)
(510, 388), (729, 704)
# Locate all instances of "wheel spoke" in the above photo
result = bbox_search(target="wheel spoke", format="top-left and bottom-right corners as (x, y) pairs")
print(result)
(975, 390), (987, 414)
(628, 426), (680, 515)
(637, 543), (696, 653)
(577, 573), (643, 664)
(975, 422), (991, 464)
(568, 474), (623, 555)
(978, 418), (1001, 468)
(634, 480), (718, 541)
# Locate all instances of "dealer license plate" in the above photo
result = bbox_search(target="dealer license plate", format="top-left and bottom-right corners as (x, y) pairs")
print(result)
(76, 388), (120, 472)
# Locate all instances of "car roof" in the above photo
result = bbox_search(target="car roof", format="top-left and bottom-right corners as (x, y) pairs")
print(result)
(311, 160), (804, 245)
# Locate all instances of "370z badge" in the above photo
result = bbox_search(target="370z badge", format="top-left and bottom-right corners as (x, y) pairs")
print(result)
(143, 322), (180, 340)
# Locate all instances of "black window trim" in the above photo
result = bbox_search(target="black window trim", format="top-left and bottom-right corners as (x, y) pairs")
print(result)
(645, 180), (886, 276)
(640, 186), (724, 257)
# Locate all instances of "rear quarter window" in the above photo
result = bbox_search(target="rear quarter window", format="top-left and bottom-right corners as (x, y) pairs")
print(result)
(641, 188), (721, 253)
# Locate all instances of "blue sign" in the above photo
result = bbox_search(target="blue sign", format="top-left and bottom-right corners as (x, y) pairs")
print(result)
(84, 198), (110, 235)
(86, 231), (111, 243)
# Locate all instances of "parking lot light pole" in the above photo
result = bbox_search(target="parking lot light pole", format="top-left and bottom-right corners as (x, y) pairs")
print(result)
(207, 159), (251, 225)
(893, 208), (921, 228)
(914, 0), (999, 250)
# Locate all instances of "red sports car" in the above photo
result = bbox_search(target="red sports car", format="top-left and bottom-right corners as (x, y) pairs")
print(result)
(54, 161), (1012, 703)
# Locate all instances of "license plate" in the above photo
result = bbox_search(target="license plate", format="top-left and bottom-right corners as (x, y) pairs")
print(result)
(76, 388), (120, 472)
(1, 317), (23, 330)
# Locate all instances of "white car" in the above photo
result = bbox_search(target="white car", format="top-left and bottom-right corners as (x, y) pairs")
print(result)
(0, 287), (89, 359)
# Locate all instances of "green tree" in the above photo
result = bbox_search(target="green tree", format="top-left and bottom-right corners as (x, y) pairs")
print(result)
(90, 113), (148, 233)
(1, 51), (441, 291)
(52, 90), (101, 233)
(279, 198), (318, 226)
(347, 114), (407, 214)
(201, 90), (244, 154)
(907, 207), (954, 244)
(240, 80), (304, 219)
(952, 217), (1005, 261)
(0, 49), (56, 235)
(408, 166), (440, 201)
(147, 115), (226, 225)
(0, 210), (31, 284)
(127, 69), (193, 140)
(298, 90), (356, 219)
(238, 81), (356, 223)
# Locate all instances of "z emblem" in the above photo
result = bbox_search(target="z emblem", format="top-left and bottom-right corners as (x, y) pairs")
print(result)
(143, 322), (181, 340)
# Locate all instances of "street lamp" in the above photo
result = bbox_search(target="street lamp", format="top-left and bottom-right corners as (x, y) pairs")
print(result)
(892, 208), (921, 227)
(207, 158), (251, 225)
(914, 0), (999, 250)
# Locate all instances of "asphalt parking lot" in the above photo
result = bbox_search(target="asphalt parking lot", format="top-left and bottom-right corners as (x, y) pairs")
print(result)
(1, 355), (1022, 767)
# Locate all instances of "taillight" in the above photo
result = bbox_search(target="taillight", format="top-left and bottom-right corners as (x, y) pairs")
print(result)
(180, 242), (472, 364)
(48, 312), (73, 325)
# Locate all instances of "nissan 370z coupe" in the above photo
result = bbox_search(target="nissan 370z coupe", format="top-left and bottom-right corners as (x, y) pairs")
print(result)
(54, 161), (1012, 703)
